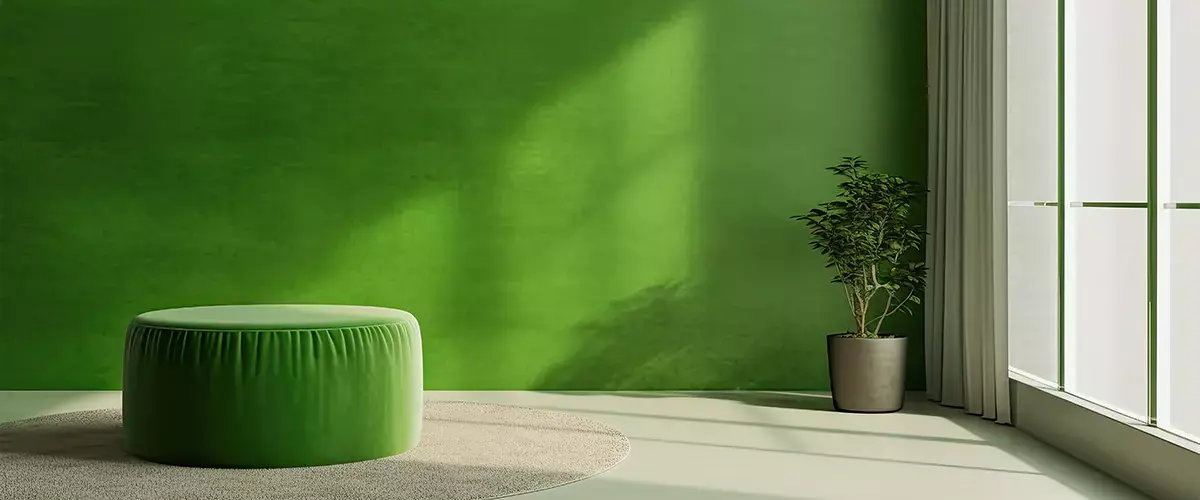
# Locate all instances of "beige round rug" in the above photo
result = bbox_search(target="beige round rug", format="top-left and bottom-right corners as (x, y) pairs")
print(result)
(0, 401), (630, 500)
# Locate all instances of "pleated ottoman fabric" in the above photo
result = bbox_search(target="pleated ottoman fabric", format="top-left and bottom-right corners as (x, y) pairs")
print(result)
(122, 305), (423, 468)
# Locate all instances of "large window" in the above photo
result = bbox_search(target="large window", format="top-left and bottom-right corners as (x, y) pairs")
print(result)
(1007, 0), (1200, 443)
(1007, 0), (1060, 386)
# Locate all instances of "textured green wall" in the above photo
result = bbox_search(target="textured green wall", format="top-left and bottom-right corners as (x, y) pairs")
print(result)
(0, 0), (926, 390)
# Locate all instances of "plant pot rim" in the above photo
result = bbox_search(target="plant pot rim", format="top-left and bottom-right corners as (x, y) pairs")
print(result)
(826, 333), (908, 340)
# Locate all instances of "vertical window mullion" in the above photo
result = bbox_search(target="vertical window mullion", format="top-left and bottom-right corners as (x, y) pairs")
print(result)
(1057, 0), (1068, 392)
(1147, 0), (1159, 426)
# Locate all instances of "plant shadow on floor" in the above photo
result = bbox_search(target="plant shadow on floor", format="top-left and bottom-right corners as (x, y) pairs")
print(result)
(542, 389), (839, 412)
(536, 389), (959, 418)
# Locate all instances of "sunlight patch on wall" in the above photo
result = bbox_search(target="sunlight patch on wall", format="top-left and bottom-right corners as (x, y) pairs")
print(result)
(292, 189), (460, 384)
(491, 5), (705, 385)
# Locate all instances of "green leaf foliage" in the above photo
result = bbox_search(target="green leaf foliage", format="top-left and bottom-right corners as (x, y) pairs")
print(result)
(791, 157), (927, 338)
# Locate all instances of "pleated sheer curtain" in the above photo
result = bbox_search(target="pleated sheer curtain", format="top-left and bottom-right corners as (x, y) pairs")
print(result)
(925, 0), (1011, 424)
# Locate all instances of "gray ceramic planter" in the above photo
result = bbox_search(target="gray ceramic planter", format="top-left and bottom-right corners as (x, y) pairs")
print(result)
(827, 334), (908, 413)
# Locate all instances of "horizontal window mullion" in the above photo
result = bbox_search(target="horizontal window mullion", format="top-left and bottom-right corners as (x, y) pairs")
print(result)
(1068, 202), (1149, 208)
(1062, 388), (1154, 425)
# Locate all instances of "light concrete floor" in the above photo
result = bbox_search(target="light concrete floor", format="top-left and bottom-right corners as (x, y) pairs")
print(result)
(0, 390), (1148, 500)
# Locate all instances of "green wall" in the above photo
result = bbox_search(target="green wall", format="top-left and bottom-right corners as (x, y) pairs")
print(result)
(0, 0), (927, 390)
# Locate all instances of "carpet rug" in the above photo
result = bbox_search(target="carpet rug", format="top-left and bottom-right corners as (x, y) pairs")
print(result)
(0, 401), (630, 500)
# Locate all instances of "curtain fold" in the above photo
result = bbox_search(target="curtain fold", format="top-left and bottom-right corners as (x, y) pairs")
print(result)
(925, 0), (1011, 424)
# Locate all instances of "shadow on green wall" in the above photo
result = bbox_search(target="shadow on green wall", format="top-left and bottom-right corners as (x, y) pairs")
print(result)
(535, 0), (927, 391)
(0, 0), (926, 390)
(533, 281), (924, 391)
(533, 283), (836, 391)
(0, 0), (688, 388)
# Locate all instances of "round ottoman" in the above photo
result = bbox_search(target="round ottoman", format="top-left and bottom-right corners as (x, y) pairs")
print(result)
(122, 304), (423, 468)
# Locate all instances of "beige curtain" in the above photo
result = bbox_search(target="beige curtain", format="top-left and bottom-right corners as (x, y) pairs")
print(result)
(925, 0), (1011, 424)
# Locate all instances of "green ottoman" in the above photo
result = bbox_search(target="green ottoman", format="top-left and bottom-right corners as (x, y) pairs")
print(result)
(122, 304), (423, 468)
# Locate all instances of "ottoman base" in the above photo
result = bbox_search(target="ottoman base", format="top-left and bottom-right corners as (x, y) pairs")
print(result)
(122, 305), (423, 468)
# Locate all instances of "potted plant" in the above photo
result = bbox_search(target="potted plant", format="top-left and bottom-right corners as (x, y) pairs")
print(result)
(792, 156), (927, 413)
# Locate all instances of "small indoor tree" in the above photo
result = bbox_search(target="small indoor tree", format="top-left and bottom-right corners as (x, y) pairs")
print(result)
(792, 156), (927, 338)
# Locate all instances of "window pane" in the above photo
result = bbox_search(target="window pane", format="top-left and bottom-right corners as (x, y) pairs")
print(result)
(1164, 210), (1200, 440)
(1066, 208), (1148, 419)
(1007, 0), (1059, 203)
(1160, 0), (1200, 441)
(1065, 0), (1147, 202)
(1008, 206), (1059, 383)
(1167, 0), (1200, 202)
